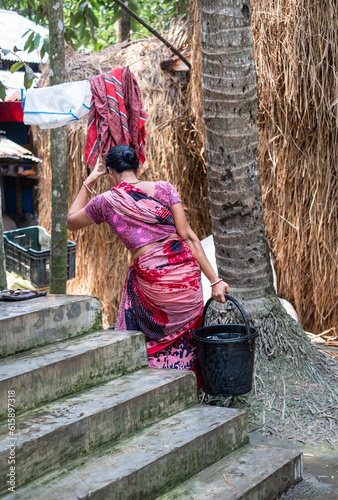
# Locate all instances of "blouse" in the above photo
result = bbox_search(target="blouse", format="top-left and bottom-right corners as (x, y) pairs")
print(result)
(84, 181), (181, 250)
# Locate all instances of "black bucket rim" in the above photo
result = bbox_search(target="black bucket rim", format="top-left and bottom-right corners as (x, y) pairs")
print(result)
(199, 294), (259, 344)
(193, 324), (259, 344)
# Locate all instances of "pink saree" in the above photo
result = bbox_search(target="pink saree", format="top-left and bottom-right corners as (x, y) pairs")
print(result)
(102, 183), (204, 385)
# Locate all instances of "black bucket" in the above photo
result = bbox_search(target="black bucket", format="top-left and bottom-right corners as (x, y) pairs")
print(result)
(193, 295), (259, 397)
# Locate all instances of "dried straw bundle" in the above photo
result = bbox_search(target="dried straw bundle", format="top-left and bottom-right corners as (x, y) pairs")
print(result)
(32, 27), (210, 326)
(188, 0), (337, 333)
(252, 0), (338, 332)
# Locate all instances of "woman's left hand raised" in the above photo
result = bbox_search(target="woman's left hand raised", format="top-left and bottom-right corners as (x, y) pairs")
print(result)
(211, 280), (231, 303)
(85, 157), (108, 188)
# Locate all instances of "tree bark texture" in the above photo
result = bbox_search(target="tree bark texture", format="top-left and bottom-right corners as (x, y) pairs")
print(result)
(48, 0), (68, 294)
(198, 0), (274, 302)
(116, 18), (122, 43)
(121, 1), (130, 41)
(0, 189), (7, 290)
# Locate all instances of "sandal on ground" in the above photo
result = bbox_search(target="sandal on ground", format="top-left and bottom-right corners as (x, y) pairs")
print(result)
(1, 290), (47, 301)
(0, 290), (14, 301)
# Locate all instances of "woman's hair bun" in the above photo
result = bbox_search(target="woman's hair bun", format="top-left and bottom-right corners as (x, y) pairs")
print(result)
(122, 150), (133, 163)
(106, 145), (139, 173)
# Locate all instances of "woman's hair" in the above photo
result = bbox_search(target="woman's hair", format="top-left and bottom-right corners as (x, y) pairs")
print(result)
(105, 145), (139, 173)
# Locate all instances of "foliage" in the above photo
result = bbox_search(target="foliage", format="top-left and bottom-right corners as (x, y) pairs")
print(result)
(0, 0), (188, 52)
(0, 0), (187, 99)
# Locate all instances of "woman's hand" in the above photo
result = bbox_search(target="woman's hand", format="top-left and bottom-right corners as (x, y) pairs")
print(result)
(85, 157), (108, 189)
(211, 280), (231, 303)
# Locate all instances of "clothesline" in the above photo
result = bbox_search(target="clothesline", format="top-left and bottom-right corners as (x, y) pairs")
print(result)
(22, 3), (227, 130)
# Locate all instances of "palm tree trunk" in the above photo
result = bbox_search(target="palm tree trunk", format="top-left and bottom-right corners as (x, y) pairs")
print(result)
(48, 0), (68, 294)
(197, 0), (335, 441)
(198, 0), (274, 301)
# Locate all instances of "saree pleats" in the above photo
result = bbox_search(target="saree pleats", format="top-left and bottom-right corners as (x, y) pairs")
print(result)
(116, 238), (203, 384)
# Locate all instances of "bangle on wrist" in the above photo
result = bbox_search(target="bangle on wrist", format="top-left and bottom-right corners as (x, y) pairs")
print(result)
(83, 181), (92, 194)
(210, 278), (222, 287)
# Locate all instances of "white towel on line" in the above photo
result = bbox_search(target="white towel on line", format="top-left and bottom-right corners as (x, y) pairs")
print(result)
(23, 80), (92, 129)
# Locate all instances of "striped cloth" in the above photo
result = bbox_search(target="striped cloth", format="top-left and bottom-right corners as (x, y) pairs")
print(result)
(85, 67), (148, 167)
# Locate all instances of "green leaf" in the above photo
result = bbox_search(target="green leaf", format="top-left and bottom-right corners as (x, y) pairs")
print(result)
(71, 11), (83, 26)
(22, 29), (33, 39)
(24, 65), (35, 89)
(110, 11), (121, 25)
(87, 8), (99, 27)
(130, 17), (139, 32)
(79, 20), (88, 41)
(129, 0), (139, 14)
(0, 81), (6, 102)
(13, 46), (21, 53)
(34, 33), (41, 50)
(87, 14), (95, 39)
(43, 37), (49, 52)
(90, 0), (100, 9)
(112, 3), (119, 16)
(24, 32), (35, 52)
(10, 62), (24, 73)
(79, 2), (88, 12)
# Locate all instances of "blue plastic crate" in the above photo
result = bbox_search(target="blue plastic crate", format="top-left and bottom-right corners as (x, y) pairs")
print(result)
(4, 226), (76, 287)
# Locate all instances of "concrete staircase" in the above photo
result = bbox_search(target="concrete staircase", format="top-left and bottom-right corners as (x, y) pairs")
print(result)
(0, 295), (302, 499)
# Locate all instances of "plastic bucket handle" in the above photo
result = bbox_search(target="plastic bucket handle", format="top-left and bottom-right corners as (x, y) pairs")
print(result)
(202, 294), (254, 344)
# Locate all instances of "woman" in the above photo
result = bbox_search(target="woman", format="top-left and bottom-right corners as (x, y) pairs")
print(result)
(67, 145), (230, 385)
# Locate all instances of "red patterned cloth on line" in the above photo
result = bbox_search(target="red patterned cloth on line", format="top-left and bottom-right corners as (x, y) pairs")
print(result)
(85, 66), (148, 167)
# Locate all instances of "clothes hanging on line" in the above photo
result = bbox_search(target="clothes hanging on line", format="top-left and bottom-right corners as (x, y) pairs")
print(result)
(23, 80), (92, 129)
(85, 66), (148, 167)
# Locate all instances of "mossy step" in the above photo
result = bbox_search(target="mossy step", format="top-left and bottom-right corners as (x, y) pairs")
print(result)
(0, 368), (197, 494)
(3, 406), (248, 499)
(0, 294), (102, 358)
(0, 329), (148, 419)
(156, 443), (303, 500)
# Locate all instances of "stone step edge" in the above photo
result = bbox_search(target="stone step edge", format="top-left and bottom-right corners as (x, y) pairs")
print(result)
(0, 329), (148, 420)
(0, 295), (102, 358)
(0, 369), (197, 494)
(155, 443), (303, 499)
(3, 406), (249, 500)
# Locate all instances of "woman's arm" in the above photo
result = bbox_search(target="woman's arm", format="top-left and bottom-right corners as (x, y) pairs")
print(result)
(66, 159), (108, 231)
(172, 203), (230, 303)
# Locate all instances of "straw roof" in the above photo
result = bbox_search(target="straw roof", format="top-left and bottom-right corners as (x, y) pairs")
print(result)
(0, 9), (48, 64)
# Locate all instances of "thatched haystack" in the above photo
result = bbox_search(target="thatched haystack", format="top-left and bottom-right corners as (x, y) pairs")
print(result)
(188, 0), (337, 334)
(32, 26), (210, 326)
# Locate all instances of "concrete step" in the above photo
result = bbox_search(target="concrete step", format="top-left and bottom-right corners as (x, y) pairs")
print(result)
(0, 294), (102, 357)
(156, 443), (303, 500)
(0, 329), (148, 419)
(2, 406), (248, 499)
(0, 368), (197, 494)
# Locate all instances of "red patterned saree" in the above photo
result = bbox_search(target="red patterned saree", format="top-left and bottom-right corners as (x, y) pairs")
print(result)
(110, 185), (204, 385)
